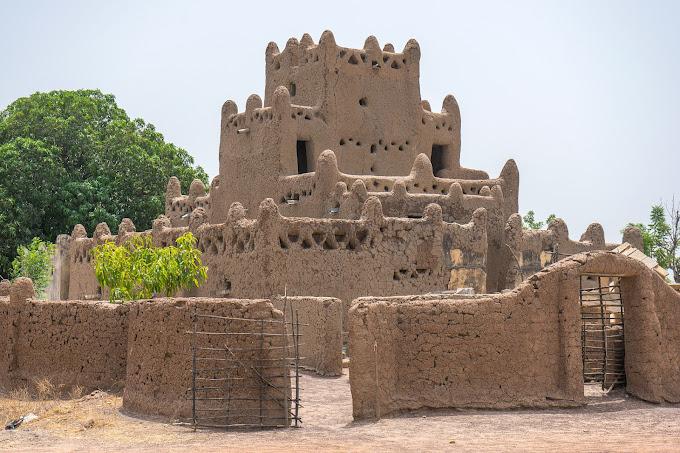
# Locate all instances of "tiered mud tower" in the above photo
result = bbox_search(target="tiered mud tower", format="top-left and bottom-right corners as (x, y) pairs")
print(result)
(58, 31), (641, 305)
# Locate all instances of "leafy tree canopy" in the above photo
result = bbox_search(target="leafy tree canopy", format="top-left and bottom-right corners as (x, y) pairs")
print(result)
(92, 232), (207, 303)
(0, 89), (207, 277)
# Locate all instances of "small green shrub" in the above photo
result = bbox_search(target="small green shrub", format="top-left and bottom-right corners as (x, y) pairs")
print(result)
(11, 237), (56, 298)
(522, 210), (558, 230)
(91, 232), (207, 303)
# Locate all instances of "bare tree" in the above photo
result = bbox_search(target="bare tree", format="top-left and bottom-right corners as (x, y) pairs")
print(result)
(632, 197), (680, 283)
(665, 197), (680, 283)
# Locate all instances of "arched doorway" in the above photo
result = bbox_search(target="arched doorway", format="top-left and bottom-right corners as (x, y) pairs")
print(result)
(579, 274), (626, 392)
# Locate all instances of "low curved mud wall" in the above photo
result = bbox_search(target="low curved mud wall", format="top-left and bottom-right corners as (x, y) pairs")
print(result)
(1, 283), (342, 420)
(349, 251), (680, 419)
(123, 298), (290, 420)
(0, 279), (128, 393)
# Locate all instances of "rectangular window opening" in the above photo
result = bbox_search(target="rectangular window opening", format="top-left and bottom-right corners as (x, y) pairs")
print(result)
(296, 140), (312, 174)
(431, 144), (448, 176)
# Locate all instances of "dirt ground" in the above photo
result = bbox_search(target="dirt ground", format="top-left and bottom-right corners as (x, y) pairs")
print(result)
(1, 371), (680, 452)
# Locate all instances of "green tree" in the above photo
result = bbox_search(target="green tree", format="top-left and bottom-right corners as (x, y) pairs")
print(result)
(10, 237), (56, 298)
(628, 200), (680, 282)
(92, 232), (207, 303)
(154, 233), (208, 297)
(523, 211), (557, 230)
(0, 89), (208, 277)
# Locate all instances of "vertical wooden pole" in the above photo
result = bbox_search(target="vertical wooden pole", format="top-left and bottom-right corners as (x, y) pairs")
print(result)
(599, 276), (608, 389)
(191, 305), (197, 430)
(281, 286), (290, 427)
(579, 275), (585, 381)
(259, 319), (264, 427)
(294, 309), (300, 427)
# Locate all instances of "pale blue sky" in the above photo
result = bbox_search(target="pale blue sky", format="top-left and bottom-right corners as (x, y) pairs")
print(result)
(1, 0), (678, 241)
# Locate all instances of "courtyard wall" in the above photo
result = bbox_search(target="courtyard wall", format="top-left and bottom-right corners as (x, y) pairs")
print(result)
(0, 283), (342, 421)
(123, 298), (291, 421)
(349, 251), (680, 419)
(0, 279), (128, 393)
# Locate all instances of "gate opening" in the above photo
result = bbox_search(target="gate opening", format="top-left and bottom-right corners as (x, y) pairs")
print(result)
(189, 302), (302, 429)
(579, 274), (625, 393)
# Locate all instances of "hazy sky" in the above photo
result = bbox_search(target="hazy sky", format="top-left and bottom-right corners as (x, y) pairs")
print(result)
(1, 0), (678, 241)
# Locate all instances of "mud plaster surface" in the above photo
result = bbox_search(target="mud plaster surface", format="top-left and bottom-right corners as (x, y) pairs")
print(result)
(0, 298), (128, 393)
(349, 251), (680, 419)
(123, 298), (290, 421)
(271, 296), (343, 376)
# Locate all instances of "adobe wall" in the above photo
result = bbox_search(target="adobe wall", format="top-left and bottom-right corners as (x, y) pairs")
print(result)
(193, 197), (488, 319)
(1, 283), (300, 422)
(166, 150), (514, 292)
(272, 150), (518, 222)
(503, 214), (631, 289)
(208, 32), (506, 224)
(271, 296), (343, 376)
(349, 251), (680, 419)
(123, 298), (290, 421)
(67, 223), (111, 300)
(165, 177), (212, 227)
(0, 296), (9, 387)
(0, 278), (129, 393)
(579, 255), (680, 404)
(47, 234), (70, 300)
(349, 282), (579, 419)
(64, 219), (155, 300)
(66, 196), (489, 325)
(263, 33), (430, 178)
(261, 33), (492, 180)
(273, 151), (515, 292)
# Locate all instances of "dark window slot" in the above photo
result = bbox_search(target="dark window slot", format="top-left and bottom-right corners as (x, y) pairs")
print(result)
(296, 140), (312, 174)
(431, 144), (448, 176)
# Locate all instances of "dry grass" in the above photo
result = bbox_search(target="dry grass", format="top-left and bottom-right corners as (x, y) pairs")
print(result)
(2, 374), (680, 452)
(35, 377), (58, 400)
(0, 378), (115, 436)
(7, 386), (31, 401)
(69, 385), (84, 400)
(1, 380), (59, 427)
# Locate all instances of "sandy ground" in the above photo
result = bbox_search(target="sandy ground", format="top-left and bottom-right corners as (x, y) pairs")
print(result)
(1, 372), (680, 452)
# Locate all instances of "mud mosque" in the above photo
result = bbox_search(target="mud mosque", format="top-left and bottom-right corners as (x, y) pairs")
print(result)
(61, 30), (642, 302)
(2, 32), (679, 425)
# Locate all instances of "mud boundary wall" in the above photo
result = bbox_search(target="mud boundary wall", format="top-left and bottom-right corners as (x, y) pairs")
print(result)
(349, 252), (680, 419)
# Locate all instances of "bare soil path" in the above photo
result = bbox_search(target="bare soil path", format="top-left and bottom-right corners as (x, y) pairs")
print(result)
(2, 372), (680, 452)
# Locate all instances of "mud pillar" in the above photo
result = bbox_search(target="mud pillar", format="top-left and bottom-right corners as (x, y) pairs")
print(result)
(557, 270), (585, 402)
(48, 234), (71, 300)
(620, 276), (665, 402)
(5, 278), (35, 381)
